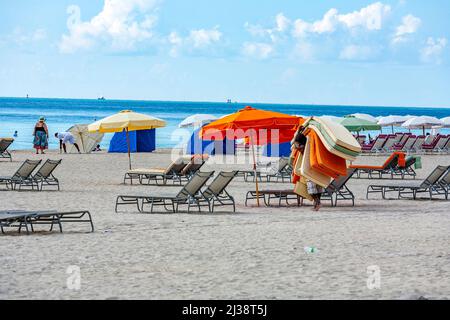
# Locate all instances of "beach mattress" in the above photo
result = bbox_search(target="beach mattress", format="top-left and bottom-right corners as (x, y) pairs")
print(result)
(314, 117), (361, 153)
(300, 136), (332, 187)
(307, 125), (358, 161)
(309, 130), (347, 178)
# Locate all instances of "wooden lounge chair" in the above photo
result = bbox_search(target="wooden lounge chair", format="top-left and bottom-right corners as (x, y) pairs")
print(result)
(366, 165), (450, 200)
(194, 171), (238, 212)
(115, 171), (215, 213)
(30, 159), (62, 191)
(0, 138), (14, 162)
(350, 152), (404, 179)
(0, 159), (42, 190)
(321, 168), (357, 206)
(0, 210), (94, 234)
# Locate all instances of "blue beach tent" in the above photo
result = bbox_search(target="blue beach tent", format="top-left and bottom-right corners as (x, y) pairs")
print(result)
(186, 127), (236, 155)
(108, 129), (156, 153)
(262, 141), (292, 157)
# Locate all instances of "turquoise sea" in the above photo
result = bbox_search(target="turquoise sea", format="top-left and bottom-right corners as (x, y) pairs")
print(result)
(0, 97), (449, 150)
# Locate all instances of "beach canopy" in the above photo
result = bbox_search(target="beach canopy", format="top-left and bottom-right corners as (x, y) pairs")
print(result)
(179, 114), (218, 128)
(67, 124), (104, 154)
(201, 106), (301, 206)
(350, 113), (378, 123)
(401, 116), (443, 135)
(337, 115), (381, 132)
(377, 115), (408, 133)
(88, 110), (166, 169)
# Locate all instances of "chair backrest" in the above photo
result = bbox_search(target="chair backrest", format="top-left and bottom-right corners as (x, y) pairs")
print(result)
(394, 133), (403, 143)
(442, 136), (450, 150)
(404, 156), (416, 168)
(439, 169), (450, 186)
(382, 135), (397, 150)
(382, 153), (400, 169)
(435, 135), (449, 149)
(164, 156), (192, 175)
(420, 165), (450, 188)
(411, 136), (425, 150)
(202, 171), (238, 199)
(34, 159), (62, 179)
(13, 159), (42, 179)
(402, 135), (417, 150)
(373, 135), (388, 149)
(0, 138), (14, 152)
(277, 157), (290, 171)
(326, 168), (356, 192)
(398, 133), (411, 145)
(181, 158), (206, 176)
(176, 171), (215, 199)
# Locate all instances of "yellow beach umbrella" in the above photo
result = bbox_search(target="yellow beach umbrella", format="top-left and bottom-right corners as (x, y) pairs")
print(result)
(88, 110), (166, 169)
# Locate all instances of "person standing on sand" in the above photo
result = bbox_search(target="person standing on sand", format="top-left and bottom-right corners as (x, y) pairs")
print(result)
(293, 131), (323, 211)
(33, 116), (48, 154)
(55, 132), (81, 154)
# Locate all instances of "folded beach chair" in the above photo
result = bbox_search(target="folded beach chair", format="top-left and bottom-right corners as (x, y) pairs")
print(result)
(350, 152), (404, 179)
(123, 155), (193, 185)
(194, 171), (238, 212)
(115, 171), (215, 213)
(0, 159), (42, 190)
(321, 168), (357, 207)
(366, 165), (450, 200)
(245, 189), (303, 207)
(30, 159), (62, 191)
(0, 138), (14, 162)
(0, 210), (94, 234)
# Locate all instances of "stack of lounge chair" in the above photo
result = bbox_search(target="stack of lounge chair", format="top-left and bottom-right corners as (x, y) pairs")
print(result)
(116, 171), (238, 213)
(0, 159), (62, 191)
(0, 138), (14, 162)
(366, 165), (450, 200)
(0, 210), (94, 234)
(123, 154), (208, 185)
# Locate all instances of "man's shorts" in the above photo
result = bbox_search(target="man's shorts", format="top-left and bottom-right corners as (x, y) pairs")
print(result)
(63, 135), (76, 144)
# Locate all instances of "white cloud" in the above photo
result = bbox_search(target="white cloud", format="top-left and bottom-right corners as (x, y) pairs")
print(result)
(292, 2), (391, 38)
(242, 42), (274, 59)
(5, 27), (48, 46)
(59, 0), (159, 53)
(392, 14), (421, 44)
(275, 13), (291, 32)
(244, 13), (290, 43)
(168, 27), (222, 57)
(340, 45), (378, 60)
(188, 27), (222, 48)
(421, 37), (447, 64)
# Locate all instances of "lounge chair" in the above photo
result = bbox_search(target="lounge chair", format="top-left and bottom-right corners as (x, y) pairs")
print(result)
(123, 155), (199, 185)
(350, 152), (404, 179)
(408, 135), (425, 153)
(321, 168), (357, 206)
(362, 135), (388, 153)
(366, 165), (450, 200)
(0, 159), (42, 190)
(245, 189), (303, 207)
(440, 136), (450, 154)
(391, 156), (417, 179)
(238, 157), (292, 182)
(115, 171), (215, 213)
(435, 169), (450, 199)
(421, 135), (446, 153)
(30, 159), (62, 191)
(0, 210), (94, 234)
(393, 135), (416, 151)
(0, 138), (14, 162)
(194, 171), (238, 212)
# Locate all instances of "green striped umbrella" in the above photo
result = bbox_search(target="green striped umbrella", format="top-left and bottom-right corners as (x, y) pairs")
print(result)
(338, 115), (381, 133)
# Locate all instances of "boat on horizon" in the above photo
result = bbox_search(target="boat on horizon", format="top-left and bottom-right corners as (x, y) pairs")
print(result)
(98, 96), (106, 101)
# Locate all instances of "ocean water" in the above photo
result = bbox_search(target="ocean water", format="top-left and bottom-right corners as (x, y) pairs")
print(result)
(0, 97), (449, 150)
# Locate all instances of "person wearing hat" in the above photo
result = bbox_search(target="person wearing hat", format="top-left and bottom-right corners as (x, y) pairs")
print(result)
(33, 116), (49, 154)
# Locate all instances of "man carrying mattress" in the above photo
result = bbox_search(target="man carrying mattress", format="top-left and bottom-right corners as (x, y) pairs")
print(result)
(55, 132), (81, 154)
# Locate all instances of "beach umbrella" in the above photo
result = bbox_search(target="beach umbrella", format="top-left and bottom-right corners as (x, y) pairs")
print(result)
(401, 116), (443, 135)
(179, 114), (218, 128)
(320, 115), (342, 122)
(201, 106), (301, 206)
(438, 116), (450, 128)
(350, 113), (378, 123)
(377, 115), (408, 133)
(337, 115), (381, 133)
(88, 110), (166, 169)
(67, 124), (104, 153)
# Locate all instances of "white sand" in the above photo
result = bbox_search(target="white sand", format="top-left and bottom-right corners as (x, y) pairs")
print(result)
(0, 149), (449, 300)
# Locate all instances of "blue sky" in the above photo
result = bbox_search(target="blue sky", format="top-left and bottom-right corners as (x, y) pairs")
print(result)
(0, 0), (449, 107)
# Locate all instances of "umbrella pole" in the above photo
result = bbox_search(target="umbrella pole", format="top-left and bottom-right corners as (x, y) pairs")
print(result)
(250, 136), (260, 207)
(423, 126), (425, 136)
(126, 128), (131, 170)
(391, 125), (394, 134)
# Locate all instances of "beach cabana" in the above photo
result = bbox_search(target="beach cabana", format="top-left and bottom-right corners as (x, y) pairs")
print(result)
(109, 129), (155, 153)
(67, 124), (104, 154)
(186, 126), (235, 155)
(179, 114), (218, 128)
(88, 110), (166, 169)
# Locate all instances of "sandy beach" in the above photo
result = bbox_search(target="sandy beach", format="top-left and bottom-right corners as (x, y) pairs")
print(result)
(0, 149), (449, 300)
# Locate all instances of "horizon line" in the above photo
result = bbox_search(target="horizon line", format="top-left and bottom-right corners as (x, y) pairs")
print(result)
(0, 95), (449, 109)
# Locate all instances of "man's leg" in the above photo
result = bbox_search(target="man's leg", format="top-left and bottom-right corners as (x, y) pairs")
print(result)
(62, 143), (67, 153)
(74, 143), (81, 153)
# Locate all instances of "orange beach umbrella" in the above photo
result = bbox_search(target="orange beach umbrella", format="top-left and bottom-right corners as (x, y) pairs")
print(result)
(201, 106), (302, 206)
